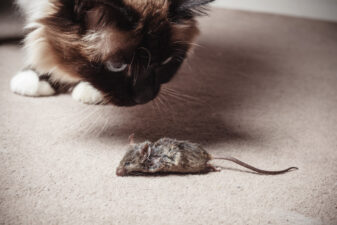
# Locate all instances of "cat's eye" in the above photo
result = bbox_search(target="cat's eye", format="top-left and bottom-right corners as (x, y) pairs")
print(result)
(106, 61), (128, 72)
(161, 56), (173, 65)
(125, 162), (131, 166)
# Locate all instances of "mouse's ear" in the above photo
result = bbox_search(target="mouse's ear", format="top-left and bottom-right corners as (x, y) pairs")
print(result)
(140, 144), (150, 157)
(128, 133), (135, 145)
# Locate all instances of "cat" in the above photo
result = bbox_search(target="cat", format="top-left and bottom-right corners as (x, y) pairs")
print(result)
(11, 0), (214, 106)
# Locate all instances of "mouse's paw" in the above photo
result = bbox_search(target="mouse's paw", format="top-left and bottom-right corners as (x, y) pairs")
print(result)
(72, 82), (104, 105)
(207, 165), (221, 172)
(10, 70), (56, 97)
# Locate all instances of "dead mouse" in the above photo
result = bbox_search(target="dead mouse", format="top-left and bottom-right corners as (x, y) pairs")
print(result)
(116, 137), (298, 176)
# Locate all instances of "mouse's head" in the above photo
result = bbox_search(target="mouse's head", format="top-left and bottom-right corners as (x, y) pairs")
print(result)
(116, 141), (152, 176)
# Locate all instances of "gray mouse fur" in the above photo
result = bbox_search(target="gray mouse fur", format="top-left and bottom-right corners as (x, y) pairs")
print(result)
(116, 137), (298, 176)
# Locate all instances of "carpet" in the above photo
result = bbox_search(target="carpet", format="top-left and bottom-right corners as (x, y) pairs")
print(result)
(1, 8), (337, 225)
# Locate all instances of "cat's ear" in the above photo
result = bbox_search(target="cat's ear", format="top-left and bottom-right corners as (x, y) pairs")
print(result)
(73, 0), (93, 21)
(169, 0), (215, 22)
(73, 0), (139, 30)
(73, 0), (85, 17)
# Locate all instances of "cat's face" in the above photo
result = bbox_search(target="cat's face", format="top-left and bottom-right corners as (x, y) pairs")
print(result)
(41, 0), (213, 106)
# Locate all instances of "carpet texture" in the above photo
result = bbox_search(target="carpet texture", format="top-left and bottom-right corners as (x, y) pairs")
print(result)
(1, 8), (337, 225)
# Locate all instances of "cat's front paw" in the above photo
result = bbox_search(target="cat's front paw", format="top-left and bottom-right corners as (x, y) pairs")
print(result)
(10, 70), (56, 97)
(72, 82), (104, 105)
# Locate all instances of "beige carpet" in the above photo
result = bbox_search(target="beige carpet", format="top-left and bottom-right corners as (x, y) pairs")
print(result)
(1, 8), (337, 225)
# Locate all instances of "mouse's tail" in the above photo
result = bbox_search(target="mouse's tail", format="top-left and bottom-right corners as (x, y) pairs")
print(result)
(212, 157), (298, 175)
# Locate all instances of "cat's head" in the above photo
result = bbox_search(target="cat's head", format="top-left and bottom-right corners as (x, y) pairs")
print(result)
(39, 0), (214, 106)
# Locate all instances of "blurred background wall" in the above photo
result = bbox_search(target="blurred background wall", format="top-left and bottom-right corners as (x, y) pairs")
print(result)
(1, 0), (337, 22)
(212, 0), (337, 22)
(0, 0), (13, 11)
(1, 0), (337, 26)
(0, 0), (23, 40)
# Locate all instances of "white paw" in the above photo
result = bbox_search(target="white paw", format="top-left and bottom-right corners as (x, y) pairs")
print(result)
(72, 82), (104, 104)
(10, 70), (56, 96)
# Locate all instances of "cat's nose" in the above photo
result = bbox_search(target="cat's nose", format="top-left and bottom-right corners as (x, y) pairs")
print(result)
(131, 69), (160, 104)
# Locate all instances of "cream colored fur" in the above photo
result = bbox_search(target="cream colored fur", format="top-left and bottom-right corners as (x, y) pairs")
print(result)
(13, 0), (100, 104)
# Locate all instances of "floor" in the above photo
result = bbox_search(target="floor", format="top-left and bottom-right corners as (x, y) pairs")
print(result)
(1, 8), (337, 225)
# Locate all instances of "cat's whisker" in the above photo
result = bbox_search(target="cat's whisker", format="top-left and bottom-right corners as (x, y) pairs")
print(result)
(130, 52), (136, 68)
(151, 100), (157, 115)
(87, 110), (103, 134)
(161, 89), (189, 103)
(157, 95), (166, 113)
(58, 105), (92, 120)
(164, 87), (204, 101)
(96, 114), (110, 137)
(173, 41), (204, 48)
(100, 94), (113, 105)
(154, 98), (162, 115)
(71, 107), (100, 128)
(152, 99), (160, 115)
(161, 89), (207, 108)
(158, 93), (169, 112)
(82, 108), (104, 131)
(160, 92), (176, 123)
(56, 106), (101, 138)
(185, 57), (193, 72)
(156, 97), (165, 116)
(78, 107), (104, 137)
(174, 57), (184, 63)
(163, 87), (207, 104)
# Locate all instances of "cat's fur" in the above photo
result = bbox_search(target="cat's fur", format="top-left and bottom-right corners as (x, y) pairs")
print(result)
(11, 0), (214, 106)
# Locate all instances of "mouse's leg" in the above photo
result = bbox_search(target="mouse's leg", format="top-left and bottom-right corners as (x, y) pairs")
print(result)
(207, 164), (221, 172)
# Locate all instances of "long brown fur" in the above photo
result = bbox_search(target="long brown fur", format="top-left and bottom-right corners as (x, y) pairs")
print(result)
(20, 0), (214, 106)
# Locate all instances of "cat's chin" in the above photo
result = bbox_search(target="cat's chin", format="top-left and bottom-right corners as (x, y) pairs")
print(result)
(108, 96), (155, 107)
(108, 91), (159, 106)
